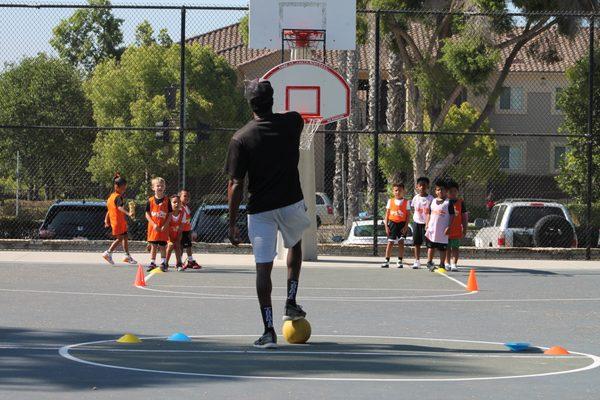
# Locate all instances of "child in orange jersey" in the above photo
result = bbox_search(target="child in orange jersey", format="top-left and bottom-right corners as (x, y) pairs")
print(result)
(381, 182), (411, 269)
(103, 173), (135, 265)
(145, 177), (172, 272)
(179, 189), (201, 270)
(166, 195), (184, 270)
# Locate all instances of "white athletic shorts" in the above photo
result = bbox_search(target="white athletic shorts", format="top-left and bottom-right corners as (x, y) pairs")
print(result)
(247, 200), (311, 264)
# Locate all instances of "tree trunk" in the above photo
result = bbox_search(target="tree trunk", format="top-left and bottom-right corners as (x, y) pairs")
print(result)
(346, 49), (361, 223)
(385, 42), (404, 132)
(332, 51), (348, 222)
(405, 75), (427, 183)
(364, 17), (378, 210)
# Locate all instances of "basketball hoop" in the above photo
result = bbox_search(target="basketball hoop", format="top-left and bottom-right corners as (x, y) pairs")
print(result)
(299, 116), (323, 151)
(283, 29), (324, 49)
(282, 29), (326, 61)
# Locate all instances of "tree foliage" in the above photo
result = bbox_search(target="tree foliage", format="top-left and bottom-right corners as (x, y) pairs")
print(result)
(85, 38), (249, 195)
(367, 0), (596, 180)
(556, 49), (600, 202)
(0, 54), (95, 199)
(50, 0), (124, 73)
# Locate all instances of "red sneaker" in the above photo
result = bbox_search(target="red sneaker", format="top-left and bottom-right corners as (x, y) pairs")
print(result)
(190, 260), (202, 270)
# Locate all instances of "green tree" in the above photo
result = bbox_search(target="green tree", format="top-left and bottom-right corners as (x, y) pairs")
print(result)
(0, 54), (95, 199)
(367, 0), (596, 180)
(379, 102), (499, 184)
(556, 49), (600, 202)
(50, 0), (124, 73)
(85, 39), (249, 195)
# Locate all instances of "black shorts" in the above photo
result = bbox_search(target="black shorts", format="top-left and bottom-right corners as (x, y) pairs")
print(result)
(148, 241), (167, 247)
(387, 221), (406, 242)
(412, 223), (426, 246)
(427, 241), (447, 251)
(180, 231), (192, 248)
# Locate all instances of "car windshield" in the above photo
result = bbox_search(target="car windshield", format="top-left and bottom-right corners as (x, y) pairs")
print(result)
(46, 207), (106, 229)
(507, 206), (564, 229)
(354, 224), (387, 237)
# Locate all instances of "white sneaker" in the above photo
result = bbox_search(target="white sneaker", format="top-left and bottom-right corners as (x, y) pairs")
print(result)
(450, 264), (458, 272)
(123, 255), (137, 264)
(396, 259), (403, 268)
(102, 251), (114, 265)
(412, 261), (420, 269)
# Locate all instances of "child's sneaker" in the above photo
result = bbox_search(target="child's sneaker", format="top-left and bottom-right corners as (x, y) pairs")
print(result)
(396, 259), (403, 268)
(176, 263), (185, 272)
(189, 260), (202, 270)
(102, 251), (114, 265)
(426, 261), (436, 272)
(253, 330), (277, 349)
(449, 264), (458, 272)
(412, 261), (420, 269)
(283, 303), (307, 321)
(160, 262), (168, 272)
(380, 260), (390, 268)
(146, 262), (157, 272)
(123, 255), (137, 264)
(437, 264), (447, 272)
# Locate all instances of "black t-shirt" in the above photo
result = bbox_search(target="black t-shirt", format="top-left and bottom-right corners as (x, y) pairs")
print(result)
(224, 112), (304, 214)
(114, 195), (124, 208)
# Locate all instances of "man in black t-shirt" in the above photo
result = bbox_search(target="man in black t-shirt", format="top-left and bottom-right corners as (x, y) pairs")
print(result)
(225, 79), (311, 349)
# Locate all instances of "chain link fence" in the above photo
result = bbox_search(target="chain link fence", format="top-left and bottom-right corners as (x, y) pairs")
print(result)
(0, 3), (598, 257)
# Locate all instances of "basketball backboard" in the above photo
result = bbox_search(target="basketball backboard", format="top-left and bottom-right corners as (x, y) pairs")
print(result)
(249, 0), (356, 50)
(261, 60), (350, 124)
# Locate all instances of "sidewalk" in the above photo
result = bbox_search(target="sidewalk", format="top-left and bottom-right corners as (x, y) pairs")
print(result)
(1, 251), (599, 270)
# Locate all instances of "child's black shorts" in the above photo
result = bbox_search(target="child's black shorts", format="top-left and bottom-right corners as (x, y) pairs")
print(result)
(148, 240), (167, 247)
(387, 221), (407, 243)
(180, 231), (193, 248)
(427, 241), (447, 251)
(412, 223), (426, 246)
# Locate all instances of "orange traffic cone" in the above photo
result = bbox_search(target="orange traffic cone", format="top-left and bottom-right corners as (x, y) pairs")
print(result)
(466, 269), (478, 292)
(134, 264), (146, 287)
(544, 346), (570, 355)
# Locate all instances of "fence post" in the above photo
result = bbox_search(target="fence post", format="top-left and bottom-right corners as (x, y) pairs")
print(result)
(179, 6), (187, 191)
(587, 15), (594, 261)
(372, 11), (381, 257)
(15, 150), (20, 218)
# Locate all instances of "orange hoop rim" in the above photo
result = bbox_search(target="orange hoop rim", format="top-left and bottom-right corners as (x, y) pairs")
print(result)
(283, 29), (324, 48)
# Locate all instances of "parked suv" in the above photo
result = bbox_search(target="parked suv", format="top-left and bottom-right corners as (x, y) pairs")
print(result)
(39, 201), (110, 240)
(474, 199), (577, 248)
(191, 204), (250, 243)
(315, 192), (335, 226)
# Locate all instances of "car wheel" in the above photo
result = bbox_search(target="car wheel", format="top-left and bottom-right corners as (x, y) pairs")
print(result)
(533, 215), (575, 248)
(316, 216), (322, 228)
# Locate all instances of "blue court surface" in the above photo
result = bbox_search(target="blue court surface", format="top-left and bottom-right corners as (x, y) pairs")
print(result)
(1, 252), (599, 399)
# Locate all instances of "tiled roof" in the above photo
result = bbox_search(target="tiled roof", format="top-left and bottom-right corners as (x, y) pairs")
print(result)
(187, 22), (589, 73)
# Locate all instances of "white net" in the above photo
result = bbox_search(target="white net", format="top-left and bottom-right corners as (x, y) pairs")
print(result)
(299, 117), (322, 151)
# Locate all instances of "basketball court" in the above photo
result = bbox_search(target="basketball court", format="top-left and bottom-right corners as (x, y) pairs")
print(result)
(1, 251), (600, 399)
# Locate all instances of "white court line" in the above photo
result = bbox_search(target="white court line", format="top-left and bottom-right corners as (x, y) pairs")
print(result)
(152, 284), (461, 292)
(435, 270), (470, 290)
(59, 334), (600, 382)
(135, 285), (475, 300)
(4, 288), (600, 303)
(68, 347), (585, 359)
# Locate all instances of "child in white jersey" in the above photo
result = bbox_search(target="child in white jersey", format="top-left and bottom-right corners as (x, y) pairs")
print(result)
(425, 178), (455, 272)
(410, 177), (434, 269)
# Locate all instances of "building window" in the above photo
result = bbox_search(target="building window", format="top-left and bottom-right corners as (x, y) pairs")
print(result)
(499, 145), (524, 170)
(499, 86), (524, 111)
(554, 87), (563, 112)
(553, 145), (567, 171)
